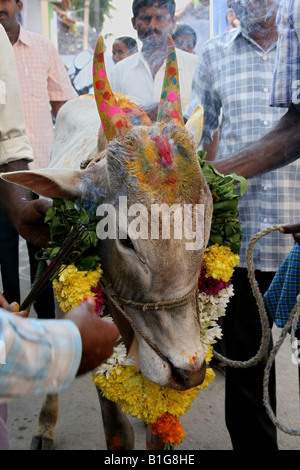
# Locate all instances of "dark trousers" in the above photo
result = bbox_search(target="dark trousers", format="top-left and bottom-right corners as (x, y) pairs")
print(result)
(0, 204), (20, 303)
(219, 268), (278, 450)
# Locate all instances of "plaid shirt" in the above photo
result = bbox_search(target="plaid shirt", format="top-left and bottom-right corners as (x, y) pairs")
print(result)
(13, 26), (76, 170)
(0, 311), (81, 401)
(264, 243), (300, 328)
(270, 0), (300, 107)
(188, 26), (300, 271)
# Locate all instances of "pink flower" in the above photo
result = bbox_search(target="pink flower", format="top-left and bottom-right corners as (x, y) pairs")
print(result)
(91, 285), (106, 315)
(198, 267), (230, 296)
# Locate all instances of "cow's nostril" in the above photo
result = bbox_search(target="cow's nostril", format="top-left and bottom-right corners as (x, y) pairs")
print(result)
(171, 361), (206, 390)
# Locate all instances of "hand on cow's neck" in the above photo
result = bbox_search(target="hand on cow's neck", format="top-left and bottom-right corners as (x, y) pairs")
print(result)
(142, 42), (168, 78)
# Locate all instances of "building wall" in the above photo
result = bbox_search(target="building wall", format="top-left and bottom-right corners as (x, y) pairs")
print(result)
(21, 0), (59, 46)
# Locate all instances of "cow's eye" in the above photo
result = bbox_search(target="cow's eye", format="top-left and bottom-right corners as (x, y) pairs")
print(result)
(119, 235), (135, 250)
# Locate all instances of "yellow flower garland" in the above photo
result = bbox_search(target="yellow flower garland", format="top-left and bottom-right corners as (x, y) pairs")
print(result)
(202, 244), (240, 283)
(92, 348), (215, 426)
(53, 264), (102, 313)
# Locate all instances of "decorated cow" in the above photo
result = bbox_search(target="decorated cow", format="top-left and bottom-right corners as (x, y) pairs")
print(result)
(2, 36), (232, 450)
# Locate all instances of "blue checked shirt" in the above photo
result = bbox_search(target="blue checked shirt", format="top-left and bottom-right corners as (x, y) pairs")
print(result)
(270, 0), (300, 107)
(264, 242), (300, 328)
(0, 311), (82, 401)
(187, 26), (300, 271)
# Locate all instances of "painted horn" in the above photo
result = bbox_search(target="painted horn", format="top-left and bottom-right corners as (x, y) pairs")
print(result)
(157, 35), (184, 125)
(93, 36), (133, 141)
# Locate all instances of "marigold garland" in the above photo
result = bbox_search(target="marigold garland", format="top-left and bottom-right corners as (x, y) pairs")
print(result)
(202, 244), (240, 283)
(52, 264), (103, 313)
(150, 413), (185, 448)
(93, 347), (215, 427)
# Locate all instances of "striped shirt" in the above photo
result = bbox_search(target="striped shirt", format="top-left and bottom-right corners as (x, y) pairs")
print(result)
(270, 0), (300, 107)
(187, 26), (300, 271)
(13, 26), (76, 170)
(0, 310), (82, 401)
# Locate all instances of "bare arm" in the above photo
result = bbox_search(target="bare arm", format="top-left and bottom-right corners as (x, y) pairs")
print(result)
(203, 129), (220, 162)
(50, 101), (67, 118)
(211, 104), (300, 178)
(0, 160), (51, 247)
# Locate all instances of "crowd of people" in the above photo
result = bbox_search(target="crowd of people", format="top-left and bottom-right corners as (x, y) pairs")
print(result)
(1, 0), (300, 452)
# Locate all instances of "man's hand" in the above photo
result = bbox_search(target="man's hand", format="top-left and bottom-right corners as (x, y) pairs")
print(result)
(280, 223), (300, 245)
(15, 198), (51, 247)
(0, 160), (51, 248)
(67, 297), (119, 376)
(0, 293), (28, 317)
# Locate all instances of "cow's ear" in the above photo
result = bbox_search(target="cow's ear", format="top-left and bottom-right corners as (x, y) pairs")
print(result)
(185, 105), (204, 147)
(1, 168), (84, 198)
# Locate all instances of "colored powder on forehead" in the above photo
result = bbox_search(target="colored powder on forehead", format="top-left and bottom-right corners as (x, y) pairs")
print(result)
(125, 126), (202, 204)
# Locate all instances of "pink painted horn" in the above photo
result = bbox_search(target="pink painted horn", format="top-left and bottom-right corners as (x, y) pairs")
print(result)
(157, 36), (184, 125)
(93, 36), (133, 142)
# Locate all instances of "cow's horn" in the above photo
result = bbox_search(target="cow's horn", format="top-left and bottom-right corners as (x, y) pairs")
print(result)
(93, 36), (133, 141)
(157, 36), (183, 125)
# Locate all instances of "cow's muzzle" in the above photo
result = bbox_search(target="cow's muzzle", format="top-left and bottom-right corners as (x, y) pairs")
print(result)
(170, 361), (206, 390)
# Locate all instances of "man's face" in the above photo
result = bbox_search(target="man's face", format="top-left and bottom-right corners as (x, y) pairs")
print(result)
(0, 0), (21, 31)
(230, 0), (279, 30)
(132, 3), (175, 46)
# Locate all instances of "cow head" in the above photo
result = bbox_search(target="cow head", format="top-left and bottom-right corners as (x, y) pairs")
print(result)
(2, 37), (213, 391)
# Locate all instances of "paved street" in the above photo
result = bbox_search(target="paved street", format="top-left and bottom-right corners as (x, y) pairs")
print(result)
(3, 238), (300, 450)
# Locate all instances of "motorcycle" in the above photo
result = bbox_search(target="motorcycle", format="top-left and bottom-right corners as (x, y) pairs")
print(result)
(68, 49), (93, 95)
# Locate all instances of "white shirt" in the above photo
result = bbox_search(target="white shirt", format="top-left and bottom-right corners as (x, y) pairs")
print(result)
(110, 48), (198, 115)
(0, 24), (33, 166)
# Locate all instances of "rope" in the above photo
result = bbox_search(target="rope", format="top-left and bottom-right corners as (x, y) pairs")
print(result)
(212, 224), (283, 368)
(247, 225), (300, 436)
(215, 223), (300, 436)
(100, 279), (199, 365)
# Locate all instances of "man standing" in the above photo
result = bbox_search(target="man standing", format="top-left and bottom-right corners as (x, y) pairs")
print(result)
(110, 0), (198, 119)
(186, 0), (300, 450)
(0, 0), (76, 318)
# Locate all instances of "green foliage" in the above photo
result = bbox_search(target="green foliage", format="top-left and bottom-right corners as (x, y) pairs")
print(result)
(198, 150), (248, 254)
(45, 197), (100, 271)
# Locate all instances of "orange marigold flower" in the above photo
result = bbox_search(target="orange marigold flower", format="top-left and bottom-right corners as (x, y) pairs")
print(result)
(150, 412), (185, 447)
